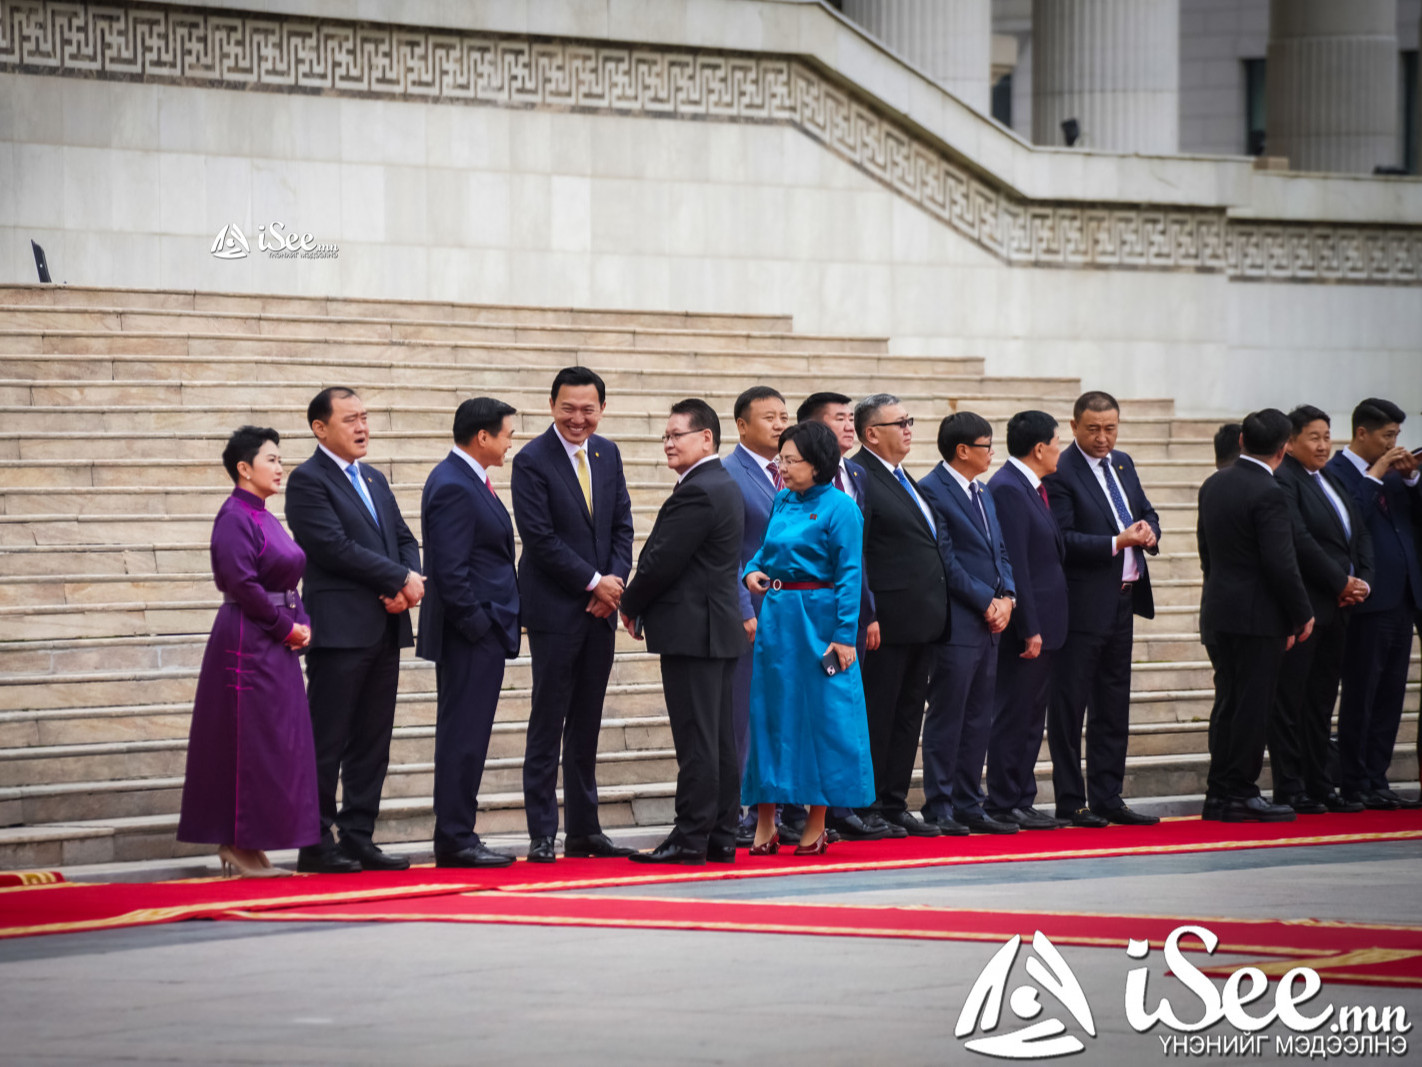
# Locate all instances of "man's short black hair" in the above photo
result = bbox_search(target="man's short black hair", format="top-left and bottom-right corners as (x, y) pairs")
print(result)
(1214, 422), (1243, 465)
(734, 386), (785, 424)
(779, 420), (839, 486)
(1241, 408), (1293, 457)
(222, 425), (280, 484)
(307, 386), (358, 428)
(670, 398), (721, 449)
(1005, 410), (1058, 459)
(1073, 390), (1120, 421)
(454, 397), (517, 446)
(1352, 397), (1407, 434)
(1287, 405), (1330, 435)
(937, 411), (994, 464)
(550, 366), (606, 405)
(797, 391), (853, 424)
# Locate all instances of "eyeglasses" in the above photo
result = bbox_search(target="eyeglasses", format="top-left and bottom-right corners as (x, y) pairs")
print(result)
(870, 417), (914, 430)
(965, 442), (994, 451)
(660, 429), (705, 444)
(777, 455), (806, 467)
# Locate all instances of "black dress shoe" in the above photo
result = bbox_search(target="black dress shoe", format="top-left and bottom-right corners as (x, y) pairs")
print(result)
(1058, 807), (1109, 829)
(827, 813), (890, 841)
(1092, 804), (1160, 826)
(1319, 791), (1365, 813)
(958, 812), (1018, 835)
(297, 843), (363, 874)
(339, 837), (410, 871)
(996, 807), (1060, 831)
(1200, 797), (1226, 821)
(527, 836), (557, 863)
(1279, 794), (1327, 815)
(1350, 789), (1399, 810)
(922, 813), (970, 836)
(707, 844), (736, 864)
(863, 812), (908, 838)
(435, 842), (516, 868)
(882, 810), (940, 837)
(628, 839), (706, 866)
(735, 826), (756, 848)
(1373, 788), (1421, 810)
(563, 832), (636, 858)
(777, 822), (803, 845)
(1222, 796), (1296, 823)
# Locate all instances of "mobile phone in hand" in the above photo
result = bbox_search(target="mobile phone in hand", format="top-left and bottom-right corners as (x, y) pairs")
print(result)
(820, 648), (839, 676)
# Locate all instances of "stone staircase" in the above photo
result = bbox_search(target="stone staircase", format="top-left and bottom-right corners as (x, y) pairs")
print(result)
(0, 285), (1415, 870)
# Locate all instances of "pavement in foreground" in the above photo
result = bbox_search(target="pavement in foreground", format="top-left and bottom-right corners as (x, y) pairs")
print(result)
(0, 839), (1418, 1066)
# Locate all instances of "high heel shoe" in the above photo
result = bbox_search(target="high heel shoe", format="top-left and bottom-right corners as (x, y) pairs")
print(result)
(218, 845), (292, 879)
(794, 830), (828, 856)
(749, 832), (780, 856)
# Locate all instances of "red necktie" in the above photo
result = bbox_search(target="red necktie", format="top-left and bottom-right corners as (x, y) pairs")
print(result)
(768, 459), (784, 491)
(486, 475), (496, 497)
(1038, 484), (1050, 508)
(834, 469), (846, 492)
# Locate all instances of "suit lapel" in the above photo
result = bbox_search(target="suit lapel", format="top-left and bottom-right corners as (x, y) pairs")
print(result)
(1069, 445), (1123, 531)
(861, 453), (933, 542)
(541, 428), (593, 528)
(732, 446), (776, 504)
(317, 449), (382, 536)
(936, 467), (990, 547)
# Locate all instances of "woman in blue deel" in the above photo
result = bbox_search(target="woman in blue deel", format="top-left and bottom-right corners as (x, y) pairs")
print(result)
(742, 419), (875, 856)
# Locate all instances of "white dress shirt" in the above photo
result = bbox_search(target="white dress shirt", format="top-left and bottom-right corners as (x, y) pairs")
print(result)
(735, 442), (780, 489)
(676, 453), (720, 484)
(1313, 469), (1351, 540)
(1238, 455), (1274, 476)
(555, 428), (602, 591)
(450, 445), (490, 485)
(866, 449), (935, 532)
(1007, 456), (1042, 490)
(1075, 441), (1141, 582)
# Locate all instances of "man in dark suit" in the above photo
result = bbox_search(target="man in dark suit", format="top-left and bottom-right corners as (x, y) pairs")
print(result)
(1198, 409), (1315, 822)
(417, 398), (522, 868)
(285, 387), (424, 873)
(511, 367), (636, 863)
(917, 412), (1018, 836)
(1269, 405), (1373, 814)
(1214, 422), (1243, 470)
(986, 411), (1070, 830)
(1044, 390), (1161, 828)
(723, 386), (791, 842)
(620, 400), (746, 865)
(850, 393), (950, 838)
(1327, 397), (1422, 810)
(800, 391), (889, 841)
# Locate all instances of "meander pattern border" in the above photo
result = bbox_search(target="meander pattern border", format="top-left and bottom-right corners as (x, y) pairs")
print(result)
(2, 0), (1418, 285)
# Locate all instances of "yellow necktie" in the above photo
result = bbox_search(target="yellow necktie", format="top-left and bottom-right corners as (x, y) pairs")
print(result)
(576, 448), (593, 516)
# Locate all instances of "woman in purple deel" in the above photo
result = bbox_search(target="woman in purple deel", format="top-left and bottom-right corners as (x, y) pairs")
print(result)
(177, 426), (320, 877)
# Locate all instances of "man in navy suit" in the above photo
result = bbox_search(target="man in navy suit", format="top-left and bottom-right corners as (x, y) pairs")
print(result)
(417, 398), (523, 868)
(286, 387), (424, 873)
(723, 386), (791, 839)
(1044, 391), (1161, 828)
(512, 368), (636, 863)
(916, 413), (1017, 835)
(1327, 397), (1422, 810)
(800, 392), (889, 841)
(986, 411), (1070, 830)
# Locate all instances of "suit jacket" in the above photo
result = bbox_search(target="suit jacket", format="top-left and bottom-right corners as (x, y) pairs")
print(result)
(1325, 451), (1422, 615)
(1197, 460), (1312, 641)
(723, 444), (777, 622)
(1276, 453), (1374, 624)
(988, 461), (1069, 651)
(415, 453), (521, 662)
(620, 458), (746, 659)
(851, 447), (949, 646)
(841, 457), (877, 629)
(510, 426), (635, 633)
(284, 447), (421, 649)
(918, 463), (1016, 647)
(1044, 443), (1161, 632)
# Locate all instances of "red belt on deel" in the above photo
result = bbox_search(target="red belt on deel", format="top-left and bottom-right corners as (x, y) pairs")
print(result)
(769, 579), (832, 591)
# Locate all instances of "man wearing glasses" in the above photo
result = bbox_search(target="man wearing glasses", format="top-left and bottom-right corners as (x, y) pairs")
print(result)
(850, 394), (950, 838)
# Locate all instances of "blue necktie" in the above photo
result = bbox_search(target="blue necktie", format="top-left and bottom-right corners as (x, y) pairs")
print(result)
(1099, 457), (1137, 569)
(893, 467), (933, 533)
(347, 462), (379, 526)
(969, 482), (990, 536)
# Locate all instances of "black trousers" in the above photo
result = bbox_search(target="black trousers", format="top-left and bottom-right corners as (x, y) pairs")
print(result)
(660, 655), (740, 854)
(432, 628), (507, 853)
(860, 641), (935, 816)
(304, 617), (402, 846)
(921, 635), (997, 821)
(1205, 633), (1287, 800)
(1268, 613), (1347, 801)
(522, 622), (617, 838)
(1338, 605), (1414, 794)
(1047, 587), (1135, 813)
(987, 645), (1054, 813)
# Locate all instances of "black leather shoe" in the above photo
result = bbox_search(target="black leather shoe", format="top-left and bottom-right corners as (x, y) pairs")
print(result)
(339, 837), (410, 871)
(958, 812), (1018, 835)
(735, 826), (756, 847)
(707, 844), (736, 864)
(1200, 797), (1226, 821)
(828, 813), (890, 841)
(1279, 794), (1327, 815)
(922, 813), (970, 836)
(863, 812), (908, 838)
(1350, 789), (1399, 810)
(1373, 788), (1421, 810)
(777, 822), (803, 845)
(1092, 804), (1160, 826)
(435, 842), (516, 868)
(628, 839), (706, 866)
(996, 807), (1060, 831)
(563, 832), (636, 858)
(1319, 791), (1365, 813)
(1058, 807), (1109, 829)
(1222, 796), (1296, 823)
(527, 836), (557, 863)
(297, 843), (362, 874)
(883, 810), (940, 837)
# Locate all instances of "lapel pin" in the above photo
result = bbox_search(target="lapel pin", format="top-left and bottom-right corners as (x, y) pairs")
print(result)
(810, 513), (818, 521)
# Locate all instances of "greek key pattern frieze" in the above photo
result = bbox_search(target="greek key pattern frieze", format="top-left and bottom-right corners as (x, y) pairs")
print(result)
(2, 0), (1418, 284)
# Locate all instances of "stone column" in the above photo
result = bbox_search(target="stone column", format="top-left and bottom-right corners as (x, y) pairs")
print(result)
(1266, 0), (1398, 173)
(841, 0), (993, 113)
(1030, 0), (1180, 154)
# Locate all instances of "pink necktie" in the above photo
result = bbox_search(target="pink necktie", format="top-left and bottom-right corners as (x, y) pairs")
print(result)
(1038, 484), (1050, 508)
(768, 460), (784, 491)
(834, 469), (845, 492)
(486, 476), (496, 497)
